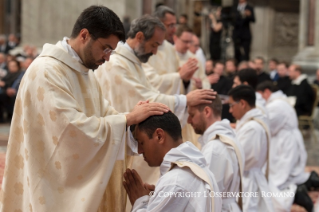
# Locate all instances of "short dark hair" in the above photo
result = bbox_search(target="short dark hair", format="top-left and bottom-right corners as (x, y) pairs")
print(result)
(197, 95), (222, 117)
(269, 58), (279, 64)
(71, 5), (125, 42)
(237, 68), (258, 90)
(8, 59), (21, 70)
(127, 15), (166, 41)
(278, 61), (289, 68)
(175, 24), (193, 37)
(153, 5), (175, 21)
(256, 81), (278, 92)
(180, 14), (188, 20)
(226, 58), (237, 65)
(255, 56), (265, 63)
(135, 111), (182, 141)
(293, 64), (303, 73)
(213, 61), (224, 68)
(228, 85), (256, 107)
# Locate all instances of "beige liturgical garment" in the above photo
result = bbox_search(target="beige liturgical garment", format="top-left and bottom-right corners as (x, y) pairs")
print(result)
(176, 50), (210, 94)
(176, 50), (211, 149)
(143, 40), (182, 95)
(0, 42), (128, 212)
(95, 42), (186, 212)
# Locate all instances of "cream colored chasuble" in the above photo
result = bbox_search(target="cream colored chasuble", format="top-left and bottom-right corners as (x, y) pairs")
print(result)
(143, 40), (182, 95)
(0, 42), (128, 212)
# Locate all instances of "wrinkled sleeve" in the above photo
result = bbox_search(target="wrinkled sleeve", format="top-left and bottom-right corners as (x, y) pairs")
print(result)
(132, 185), (192, 212)
(143, 63), (182, 95)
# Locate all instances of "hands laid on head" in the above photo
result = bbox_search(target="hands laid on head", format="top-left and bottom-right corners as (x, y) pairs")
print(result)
(123, 169), (155, 205)
(186, 89), (217, 107)
(179, 58), (198, 81)
(126, 102), (169, 126)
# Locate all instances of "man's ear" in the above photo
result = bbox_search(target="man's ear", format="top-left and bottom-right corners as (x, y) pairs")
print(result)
(204, 106), (212, 117)
(243, 81), (249, 86)
(79, 28), (90, 43)
(155, 128), (165, 144)
(239, 99), (246, 108)
(135, 31), (145, 42)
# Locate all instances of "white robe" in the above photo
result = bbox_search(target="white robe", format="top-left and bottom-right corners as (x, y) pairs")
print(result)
(236, 108), (274, 212)
(255, 92), (268, 117)
(132, 142), (222, 212)
(143, 40), (182, 95)
(199, 119), (245, 212)
(266, 91), (309, 211)
(0, 41), (128, 212)
(94, 42), (189, 211)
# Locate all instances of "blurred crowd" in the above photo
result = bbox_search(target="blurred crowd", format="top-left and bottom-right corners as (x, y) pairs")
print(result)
(0, 33), (37, 122)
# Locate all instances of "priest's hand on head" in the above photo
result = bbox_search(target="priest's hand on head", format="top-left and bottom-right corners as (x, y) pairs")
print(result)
(186, 89), (217, 106)
(179, 58), (198, 81)
(123, 169), (153, 205)
(126, 102), (169, 126)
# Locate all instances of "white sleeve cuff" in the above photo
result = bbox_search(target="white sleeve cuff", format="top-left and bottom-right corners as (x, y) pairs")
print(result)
(132, 195), (150, 212)
(174, 95), (188, 128)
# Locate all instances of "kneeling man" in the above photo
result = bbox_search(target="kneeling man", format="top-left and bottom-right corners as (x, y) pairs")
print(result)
(187, 95), (245, 212)
(228, 85), (274, 211)
(123, 111), (222, 212)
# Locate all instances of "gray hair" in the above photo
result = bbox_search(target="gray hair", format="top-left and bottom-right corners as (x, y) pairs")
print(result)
(127, 15), (166, 41)
(153, 5), (175, 21)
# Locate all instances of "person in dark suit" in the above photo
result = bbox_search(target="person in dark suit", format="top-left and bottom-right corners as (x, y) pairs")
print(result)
(269, 58), (279, 81)
(275, 61), (291, 95)
(287, 64), (315, 117)
(254, 56), (271, 85)
(232, 0), (255, 63)
(314, 69), (319, 86)
(0, 35), (10, 54)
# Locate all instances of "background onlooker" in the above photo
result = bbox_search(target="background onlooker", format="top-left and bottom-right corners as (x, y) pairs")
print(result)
(276, 61), (291, 95)
(287, 64), (315, 117)
(0, 59), (23, 122)
(209, 7), (223, 60)
(254, 56), (271, 84)
(225, 58), (237, 79)
(205, 60), (214, 75)
(232, 0), (255, 62)
(269, 58), (279, 81)
(314, 69), (319, 86)
(179, 14), (188, 25)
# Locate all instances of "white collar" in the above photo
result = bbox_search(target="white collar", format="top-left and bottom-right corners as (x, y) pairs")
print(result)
(292, 74), (307, 85)
(123, 42), (134, 54)
(60, 37), (83, 64)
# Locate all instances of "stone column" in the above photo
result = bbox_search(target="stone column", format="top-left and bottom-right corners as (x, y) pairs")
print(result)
(293, 0), (319, 72)
(0, 0), (5, 34)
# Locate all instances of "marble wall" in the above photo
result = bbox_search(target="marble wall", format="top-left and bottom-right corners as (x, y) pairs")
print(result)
(21, 0), (142, 47)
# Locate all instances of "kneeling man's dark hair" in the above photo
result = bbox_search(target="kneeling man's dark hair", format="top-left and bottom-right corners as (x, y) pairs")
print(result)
(228, 85), (256, 107)
(135, 111), (182, 141)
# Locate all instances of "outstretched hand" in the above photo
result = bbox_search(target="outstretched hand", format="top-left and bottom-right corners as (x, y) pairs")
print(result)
(123, 169), (154, 205)
(126, 102), (169, 126)
(186, 89), (217, 107)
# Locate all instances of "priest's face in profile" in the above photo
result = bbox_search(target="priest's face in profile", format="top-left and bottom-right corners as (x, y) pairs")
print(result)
(134, 127), (164, 167)
(187, 106), (206, 135)
(133, 27), (165, 63)
(83, 31), (119, 69)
